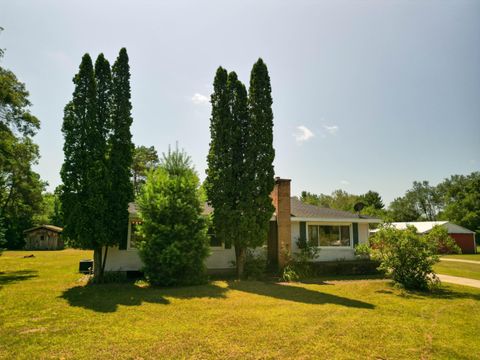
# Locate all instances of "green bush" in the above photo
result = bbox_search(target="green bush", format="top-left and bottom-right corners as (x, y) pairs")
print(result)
(370, 226), (439, 290)
(281, 237), (319, 281)
(424, 225), (461, 254)
(243, 249), (267, 280)
(137, 148), (209, 287)
(354, 243), (372, 258)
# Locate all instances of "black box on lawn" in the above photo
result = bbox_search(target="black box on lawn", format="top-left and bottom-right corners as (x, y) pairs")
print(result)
(79, 259), (93, 274)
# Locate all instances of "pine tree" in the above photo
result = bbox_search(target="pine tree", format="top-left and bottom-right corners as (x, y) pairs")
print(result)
(108, 48), (134, 253)
(138, 147), (209, 286)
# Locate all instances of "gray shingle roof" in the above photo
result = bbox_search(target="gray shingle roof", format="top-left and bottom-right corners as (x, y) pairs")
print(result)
(129, 199), (380, 221)
(289, 197), (379, 220)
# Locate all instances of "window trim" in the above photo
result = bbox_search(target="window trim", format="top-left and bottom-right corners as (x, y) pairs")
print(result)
(306, 222), (353, 249)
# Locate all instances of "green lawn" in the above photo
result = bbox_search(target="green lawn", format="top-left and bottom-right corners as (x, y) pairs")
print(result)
(441, 250), (480, 262)
(434, 260), (480, 281)
(1, 250), (480, 359)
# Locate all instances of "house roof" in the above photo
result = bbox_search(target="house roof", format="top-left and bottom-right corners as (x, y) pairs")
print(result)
(129, 199), (381, 223)
(384, 221), (475, 234)
(23, 225), (63, 234)
(289, 197), (381, 222)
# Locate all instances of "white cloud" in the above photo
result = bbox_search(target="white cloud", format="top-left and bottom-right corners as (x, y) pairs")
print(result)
(293, 125), (315, 144)
(340, 180), (350, 185)
(323, 125), (339, 135)
(191, 93), (209, 105)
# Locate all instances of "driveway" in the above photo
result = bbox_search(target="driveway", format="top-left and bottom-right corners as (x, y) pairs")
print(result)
(437, 274), (480, 289)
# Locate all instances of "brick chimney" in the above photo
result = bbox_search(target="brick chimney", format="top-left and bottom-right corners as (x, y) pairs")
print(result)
(271, 177), (292, 267)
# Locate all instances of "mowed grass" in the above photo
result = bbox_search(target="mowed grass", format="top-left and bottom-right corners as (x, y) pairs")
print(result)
(441, 249), (480, 262)
(1, 250), (480, 359)
(434, 260), (480, 281)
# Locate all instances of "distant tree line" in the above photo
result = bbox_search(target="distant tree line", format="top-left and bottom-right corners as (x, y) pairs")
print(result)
(300, 171), (480, 240)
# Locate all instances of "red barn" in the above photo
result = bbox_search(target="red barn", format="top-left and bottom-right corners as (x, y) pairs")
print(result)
(389, 221), (477, 254)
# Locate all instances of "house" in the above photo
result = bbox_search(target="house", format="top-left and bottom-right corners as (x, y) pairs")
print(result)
(23, 225), (64, 250)
(103, 178), (382, 272)
(375, 221), (477, 254)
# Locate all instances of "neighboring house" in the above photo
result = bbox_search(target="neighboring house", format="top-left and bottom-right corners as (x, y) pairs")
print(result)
(103, 178), (381, 272)
(374, 221), (477, 254)
(24, 225), (64, 250)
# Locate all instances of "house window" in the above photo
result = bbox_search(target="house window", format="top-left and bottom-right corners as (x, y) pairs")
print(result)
(129, 221), (142, 249)
(308, 225), (351, 247)
(208, 227), (222, 247)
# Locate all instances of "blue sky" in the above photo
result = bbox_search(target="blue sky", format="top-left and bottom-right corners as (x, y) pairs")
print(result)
(1, 0), (479, 205)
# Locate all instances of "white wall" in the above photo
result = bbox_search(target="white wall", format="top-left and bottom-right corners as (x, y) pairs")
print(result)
(104, 246), (143, 272)
(290, 221), (371, 262)
(104, 246), (237, 272)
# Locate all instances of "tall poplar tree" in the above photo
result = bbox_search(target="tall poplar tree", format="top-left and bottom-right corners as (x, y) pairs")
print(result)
(108, 48), (134, 254)
(61, 54), (109, 277)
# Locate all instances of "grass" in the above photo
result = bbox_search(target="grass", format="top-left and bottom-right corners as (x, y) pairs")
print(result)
(441, 251), (480, 262)
(1, 250), (480, 359)
(434, 260), (480, 281)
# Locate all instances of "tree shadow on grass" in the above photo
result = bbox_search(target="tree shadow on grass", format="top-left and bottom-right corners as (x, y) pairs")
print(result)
(60, 282), (228, 313)
(0, 270), (38, 290)
(377, 282), (480, 301)
(227, 280), (375, 309)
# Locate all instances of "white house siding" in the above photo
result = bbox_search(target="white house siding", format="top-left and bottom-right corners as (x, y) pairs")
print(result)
(205, 247), (236, 269)
(291, 221), (370, 262)
(104, 246), (237, 272)
(103, 246), (143, 272)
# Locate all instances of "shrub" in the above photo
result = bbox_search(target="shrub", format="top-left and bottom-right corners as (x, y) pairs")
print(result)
(370, 226), (439, 290)
(281, 237), (319, 281)
(137, 148), (209, 286)
(354, 243), (372, 258)
(424, 225), (461, 254)
(243, 249), (267, 280)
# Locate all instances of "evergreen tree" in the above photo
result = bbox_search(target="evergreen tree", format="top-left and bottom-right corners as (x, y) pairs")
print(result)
(205, 60), (276, 277)
(61, 53), (109, 278)
(132, 145), (159, 196)
(108, 48), (134, 254)
(205, 67), (233, 249)
(138, 147), (209, 286)
(244, 58), (275, 256)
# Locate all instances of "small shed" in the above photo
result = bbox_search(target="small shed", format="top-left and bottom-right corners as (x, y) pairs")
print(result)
(23, 225), (64, 250)
(375, 221), (477, 254)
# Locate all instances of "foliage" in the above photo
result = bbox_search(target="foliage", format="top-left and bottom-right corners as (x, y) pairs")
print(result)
(132, 145), (159, 196)
(205, 60), (275, 278)
(137, 147), (209, 286)
(359, 190), (384, 209)
(61, 49), (134, 279)
(370, 226), (439, 290)
(354, 243), (372, 257)
(107, 48), (134, 253)
(243, 249), (268, 280)
(437, 172), (480, 241)
(0, 43), (45, 249)
(61, 53), (109, 277)
(424, 225), (461, 255)
(389, 181), (441, 221)
(300, 189), (385, 214)
(282, 237), (320, 281)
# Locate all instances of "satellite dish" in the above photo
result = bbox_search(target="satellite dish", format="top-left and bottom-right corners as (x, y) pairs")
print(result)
(354, 202), (365, 213)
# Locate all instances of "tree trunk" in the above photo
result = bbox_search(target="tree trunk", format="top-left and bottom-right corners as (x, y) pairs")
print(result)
(101, 246), (109, 277)
(93, 247), (103, 280)
(235, 246), (246, 279)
